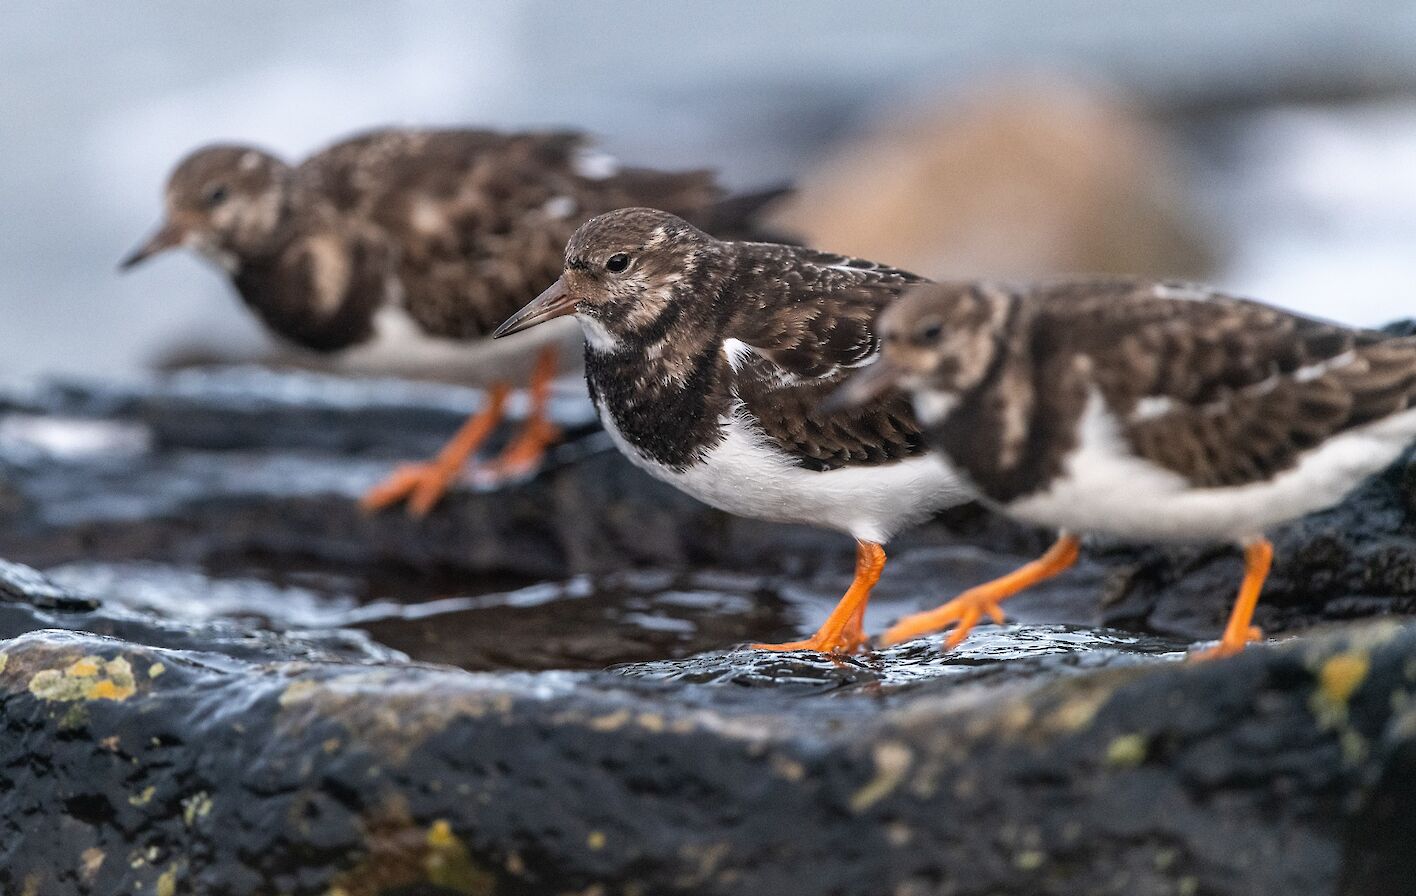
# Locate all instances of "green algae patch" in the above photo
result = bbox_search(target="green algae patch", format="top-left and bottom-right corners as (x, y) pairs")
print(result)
(28, 655), (136, 703)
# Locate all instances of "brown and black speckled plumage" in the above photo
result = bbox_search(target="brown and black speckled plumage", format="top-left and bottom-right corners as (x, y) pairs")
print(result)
(124, 128), (787, 353)
(874, 278), (1416, 504)
(557, 209), (931, 473)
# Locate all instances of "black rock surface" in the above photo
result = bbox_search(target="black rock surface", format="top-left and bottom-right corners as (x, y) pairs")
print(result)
(0, 367), (1413, 895)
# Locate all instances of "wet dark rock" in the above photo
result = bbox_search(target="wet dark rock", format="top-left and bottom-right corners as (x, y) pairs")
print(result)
(1, 560), (1414, 895)
(1, 367), (1415, 894)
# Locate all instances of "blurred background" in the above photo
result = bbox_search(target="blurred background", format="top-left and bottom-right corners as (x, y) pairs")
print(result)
(6, 0), (1416, 379)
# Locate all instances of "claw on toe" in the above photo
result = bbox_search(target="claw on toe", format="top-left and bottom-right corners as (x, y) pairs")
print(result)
(752, 540), (883, 657)
(1192, 540), (1274, 662)
(752, 624), (868, 656)
(1190, 625), (1264, 662)
(879, 534), (1081, 651)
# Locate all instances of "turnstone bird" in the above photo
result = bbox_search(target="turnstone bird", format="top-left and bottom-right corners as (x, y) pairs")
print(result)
(492, 207), (971, 654)
(120, 128), (785, 515)
(828, 278), (1416, 658)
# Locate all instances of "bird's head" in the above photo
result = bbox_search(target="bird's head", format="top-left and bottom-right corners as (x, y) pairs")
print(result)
(825, 282), (1012, 423)
(120, 145), (293, 273)
(493, 207), (725, 349)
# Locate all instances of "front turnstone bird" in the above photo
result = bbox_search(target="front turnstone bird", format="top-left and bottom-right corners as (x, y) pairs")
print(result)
(492, 207), (972, 654)
(120, 128), (785, 515)
(828, 278), (1416, 659)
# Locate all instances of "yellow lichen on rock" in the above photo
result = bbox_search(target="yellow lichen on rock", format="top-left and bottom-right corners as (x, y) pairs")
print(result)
(1320, 653), (1369, 707)
(423, 819), (490, 894)
(329, 800), (495, 896)
(1310, 651), (1371, 728)
(79, 847), (105, 882)
(156, 864), (179, 896)
(182, 791), (213, 827)
(1104, 733), (1148, 768)
(849, 742), (913, 812)
(28, 655), (136, 703)
(67, 657), (101, 677)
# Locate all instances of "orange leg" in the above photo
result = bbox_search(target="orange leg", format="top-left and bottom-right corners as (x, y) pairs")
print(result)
(754, 541), (886, 655)
(880, 534), (1081, 650)
(487, 346), (562, 479)
(1191, 538), (1272, 662)
(360, 383), (511, 517)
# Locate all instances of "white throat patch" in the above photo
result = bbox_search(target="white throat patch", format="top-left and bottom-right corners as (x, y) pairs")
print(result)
(579, 314), (620, 352)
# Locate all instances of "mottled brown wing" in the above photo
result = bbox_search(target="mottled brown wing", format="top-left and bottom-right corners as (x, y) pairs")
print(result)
(1035, 280), (1416, 487)
(727, 246), (932, 469)
(302, 128), (770, 339)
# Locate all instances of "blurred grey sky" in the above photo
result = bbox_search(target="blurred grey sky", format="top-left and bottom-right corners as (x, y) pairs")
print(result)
(6, 1), (1416, 377)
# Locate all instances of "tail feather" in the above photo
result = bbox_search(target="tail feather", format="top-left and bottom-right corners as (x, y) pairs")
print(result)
(702, 184), (796, 243)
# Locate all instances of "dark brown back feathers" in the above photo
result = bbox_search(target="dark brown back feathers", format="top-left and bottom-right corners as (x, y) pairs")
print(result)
(570, 209), (931, 472)
(174, 128), (786, 351)
(922, 278), (1416, 500)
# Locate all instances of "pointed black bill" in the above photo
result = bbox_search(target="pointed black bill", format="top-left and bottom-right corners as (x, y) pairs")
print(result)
(493, 277), (577, 338)
(820, 358), (904, 414)
(119, 221), (185, 270)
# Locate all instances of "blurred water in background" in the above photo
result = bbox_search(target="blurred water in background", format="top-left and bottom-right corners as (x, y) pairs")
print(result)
(5, 0), (1416, 378)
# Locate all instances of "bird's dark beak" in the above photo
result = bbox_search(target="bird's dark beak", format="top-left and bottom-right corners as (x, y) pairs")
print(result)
(820, 358), (905, 414)
(493, 277), (578, 338)
(119, 220), (185, 270)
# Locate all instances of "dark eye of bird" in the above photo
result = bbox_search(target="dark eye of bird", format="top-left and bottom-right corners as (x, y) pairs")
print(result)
(605, 253), (630, 273)
(917, 322), (944, 344)
(204, 184), (229, 207)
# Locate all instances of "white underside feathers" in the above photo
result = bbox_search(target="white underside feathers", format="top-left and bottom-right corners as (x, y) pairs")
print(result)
(1005, 390), (1416, 542)
(600, 399), (970, 544)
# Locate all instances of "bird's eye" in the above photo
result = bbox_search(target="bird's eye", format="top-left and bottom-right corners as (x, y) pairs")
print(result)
(204, 184), (229, 207)
(605, 253), (630, 273)
(916, 321), (944, 344)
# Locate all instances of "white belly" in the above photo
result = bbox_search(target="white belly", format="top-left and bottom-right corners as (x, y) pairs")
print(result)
(600, 403), (970, 544)
(336, 305), (583, 385)
(1004, 392), (1416, 542)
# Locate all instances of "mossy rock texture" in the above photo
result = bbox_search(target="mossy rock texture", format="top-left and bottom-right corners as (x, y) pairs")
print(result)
(0, 368), (1415, 895)
(1, 570), (1414, 895)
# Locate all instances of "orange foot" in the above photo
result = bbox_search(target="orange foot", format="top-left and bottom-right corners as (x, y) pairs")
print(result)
(1190, 625), (1264, 662)
(482, 344), (562, 482)
(753, 541), (884, 656)
(878, 534), (1081, 651)
(1189, 538), (1273, 663)
(486, 417), (561, 481)
(753, 611), (868, 655)
(882, 586), (1009, 651)
(361, 383), (510, 518)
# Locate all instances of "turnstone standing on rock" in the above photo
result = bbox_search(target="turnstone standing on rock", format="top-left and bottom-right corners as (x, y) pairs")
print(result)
(493, 208), (971, 654)
(121, 128), (785, 515)
(829, 278), (1416, 658)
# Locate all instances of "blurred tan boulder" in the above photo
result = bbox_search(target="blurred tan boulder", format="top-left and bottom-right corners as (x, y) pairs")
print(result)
(770, 82), (1215, 280)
